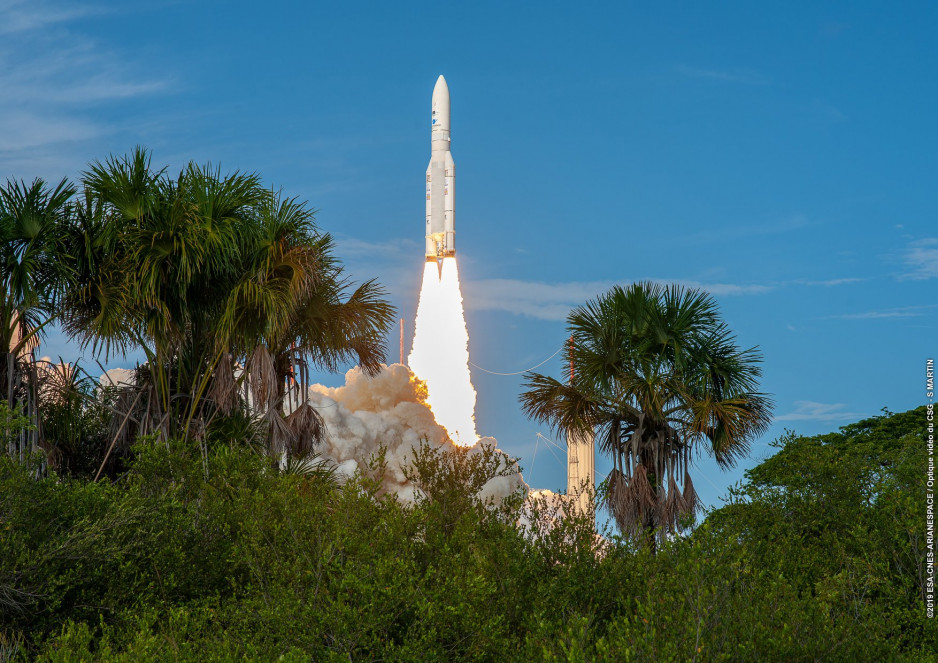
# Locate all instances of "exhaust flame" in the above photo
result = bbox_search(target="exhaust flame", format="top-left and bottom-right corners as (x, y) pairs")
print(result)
(408, 257), (478, 445)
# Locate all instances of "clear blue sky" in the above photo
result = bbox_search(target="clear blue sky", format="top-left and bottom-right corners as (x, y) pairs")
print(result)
(3, 0), (935, 510)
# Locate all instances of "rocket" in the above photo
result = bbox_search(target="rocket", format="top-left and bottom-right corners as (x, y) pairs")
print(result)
(425, 75), (455, 263)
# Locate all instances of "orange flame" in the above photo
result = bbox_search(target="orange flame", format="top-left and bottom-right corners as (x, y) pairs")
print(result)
(408, 257), (478, 446)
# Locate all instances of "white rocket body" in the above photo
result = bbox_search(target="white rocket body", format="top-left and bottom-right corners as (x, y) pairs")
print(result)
(426, 75), (455, 261)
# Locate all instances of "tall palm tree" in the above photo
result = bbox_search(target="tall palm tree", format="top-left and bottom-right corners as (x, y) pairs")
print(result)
(0, 177), (76, 458)
(520, 282), (772, 550)
(62, 148), (266, 440)
(267, 241), (395, 458)
(216, 196), (396, 459)
(61, 148), (395, 463)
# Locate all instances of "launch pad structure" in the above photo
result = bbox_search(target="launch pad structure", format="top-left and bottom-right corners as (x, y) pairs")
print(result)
(567, 430), (595, 517)
(565, 339), (595, 517)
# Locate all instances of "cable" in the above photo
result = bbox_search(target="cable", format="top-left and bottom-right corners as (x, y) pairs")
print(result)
(537, 432), (567, 453)
(536, 432), (566, 467)
(469, 345), (563, 376)
(528, 435), (540, 484)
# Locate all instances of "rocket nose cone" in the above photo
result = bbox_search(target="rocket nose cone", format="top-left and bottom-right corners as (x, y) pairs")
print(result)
(431, 75), (451, 134)
(433, 75), (449, 98)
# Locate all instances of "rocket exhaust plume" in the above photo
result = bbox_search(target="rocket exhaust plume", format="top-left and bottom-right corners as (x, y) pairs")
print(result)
(408, 75), (478, 446)
(409, 258), (478, 445)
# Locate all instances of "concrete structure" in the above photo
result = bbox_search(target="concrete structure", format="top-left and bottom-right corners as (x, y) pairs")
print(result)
(567, 430), (595, 516)
(565, 342), (595, 517)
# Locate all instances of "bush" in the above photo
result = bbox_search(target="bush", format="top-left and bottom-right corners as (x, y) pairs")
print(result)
(0, 408), (931, 660)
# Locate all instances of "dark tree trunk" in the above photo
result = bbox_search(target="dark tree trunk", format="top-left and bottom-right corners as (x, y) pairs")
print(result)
(639, 446), (660, 555)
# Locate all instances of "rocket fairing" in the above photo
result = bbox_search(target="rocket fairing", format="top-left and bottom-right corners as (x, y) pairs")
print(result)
(426, 75), (455, 262)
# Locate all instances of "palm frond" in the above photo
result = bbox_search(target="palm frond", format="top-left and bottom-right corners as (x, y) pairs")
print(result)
(281, 452), (341, 488)
(208, 353), (238, 415)
(682, 470), (699, 516)
(518, 373), (600, 436)
(247, 344), (277, 410)
(285, 401), (326, 457)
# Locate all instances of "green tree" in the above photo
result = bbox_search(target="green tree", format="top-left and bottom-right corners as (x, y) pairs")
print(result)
(519, 282), (772, 549)
(33, 359), (111, 477)
(0, 177), (76, 459)
(62, 148), (266, 438)
(60, 148), (395, 462)
(216, 197), (395, 458)
(4, 408), (932, 660)
(705, 406), (935, 652)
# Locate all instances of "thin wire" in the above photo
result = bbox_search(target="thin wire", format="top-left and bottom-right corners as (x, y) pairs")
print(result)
(537, 432), (566, 467)
(691, 465), (721, 492)
(526, 432), (570, 485)
(544, 443), (565, 467)
(538, 432), (567, 453)
(469, 345), (563, 376)
(528, 435), (540, 484)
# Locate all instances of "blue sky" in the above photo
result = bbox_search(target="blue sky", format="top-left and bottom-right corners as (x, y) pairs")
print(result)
(2, 0), (935, 510)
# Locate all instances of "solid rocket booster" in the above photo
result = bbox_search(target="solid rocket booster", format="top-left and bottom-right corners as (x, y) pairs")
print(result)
(426, 75), (455, 261)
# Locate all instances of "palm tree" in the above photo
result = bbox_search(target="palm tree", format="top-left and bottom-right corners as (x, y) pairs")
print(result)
(61, 148), (395, 464)
(216, 196), (396, 459)
(0, 177), (76, 459)
(62, 148), (266, 444)
(33, 359), (110, 476)
(519, 282), (772, 550)
(267, 238), (395, 458)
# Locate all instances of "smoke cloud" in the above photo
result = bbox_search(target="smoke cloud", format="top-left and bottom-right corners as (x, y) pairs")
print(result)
(310, 363), (525, 503)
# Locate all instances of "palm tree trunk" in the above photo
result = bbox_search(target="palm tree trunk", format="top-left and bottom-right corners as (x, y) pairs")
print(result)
(275, 353), (291, 415)
(4, 352), (13, 457)
(638, 445), (659, 555)
(6, 351), (14, 410)
(29, 354), (40, 455)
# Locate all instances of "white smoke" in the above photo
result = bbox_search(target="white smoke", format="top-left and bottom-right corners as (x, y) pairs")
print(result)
(309, 363), (525, 503)
(99, 367), (135, 388)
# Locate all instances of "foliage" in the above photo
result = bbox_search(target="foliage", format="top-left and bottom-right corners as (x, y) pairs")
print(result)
(404, 439), (522, 535)
(0, 402), (32, 453)
(520, 282), (772, 549)
(0, 177), (75, 369)
(0, 408), (930, 661)
(0, 148), (395, 470)
(32, 361), (112, 478)
(1, 152), (928, 660)
(0, 177), (76, 459)
(706, 406), (935, 656)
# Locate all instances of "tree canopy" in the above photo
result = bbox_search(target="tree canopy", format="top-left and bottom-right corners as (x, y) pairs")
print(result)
(521, 282), (772, 547)
(4, 147), (396, 472)
(0, 407), (932, 660)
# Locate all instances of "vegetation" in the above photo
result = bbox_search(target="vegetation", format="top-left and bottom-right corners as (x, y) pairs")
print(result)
(0, 177), (75, 459)
(0, 149), (395, 475)
(520, 283), (772, 550)
(1, 153), (931, 660)
(0, 406), (932, 660)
